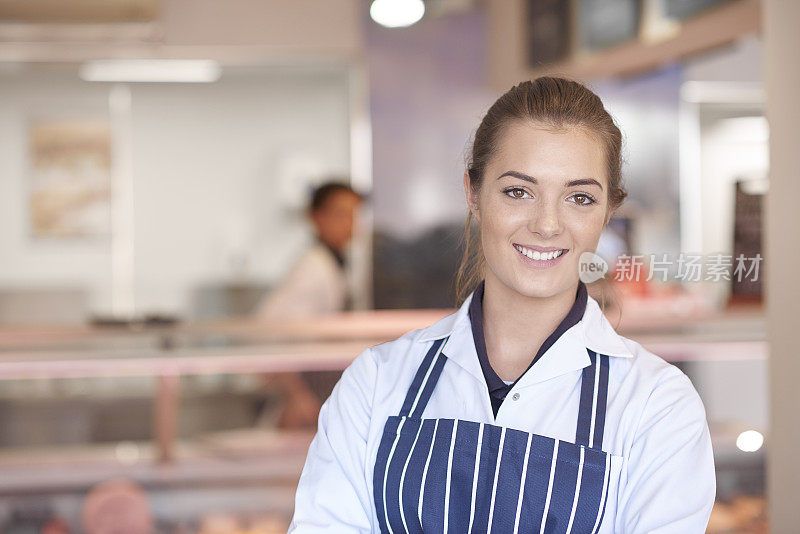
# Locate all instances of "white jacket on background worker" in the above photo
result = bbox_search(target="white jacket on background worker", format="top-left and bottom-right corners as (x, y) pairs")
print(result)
(256, 242), (348, 318)
(289, 287), (716, 533)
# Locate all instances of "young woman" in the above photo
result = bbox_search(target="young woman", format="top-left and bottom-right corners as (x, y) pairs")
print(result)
(288, 77), (716, 533)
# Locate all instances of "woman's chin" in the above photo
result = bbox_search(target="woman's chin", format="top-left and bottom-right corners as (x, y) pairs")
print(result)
(511, 271), (577, 299)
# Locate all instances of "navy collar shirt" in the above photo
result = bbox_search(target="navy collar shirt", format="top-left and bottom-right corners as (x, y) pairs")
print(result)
(468, 279), (589, 417)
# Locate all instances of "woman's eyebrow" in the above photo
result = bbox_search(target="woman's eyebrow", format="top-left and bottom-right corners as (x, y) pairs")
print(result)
(567, 178), (603, 190)
(497, 170), (536, 183)
(497, 171), (604, 191)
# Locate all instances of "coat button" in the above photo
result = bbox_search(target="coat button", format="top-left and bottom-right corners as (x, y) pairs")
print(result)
(512, 392), (520, 401)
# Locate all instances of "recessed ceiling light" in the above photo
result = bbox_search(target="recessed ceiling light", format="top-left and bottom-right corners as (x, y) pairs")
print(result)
(370, 0), (425, 28)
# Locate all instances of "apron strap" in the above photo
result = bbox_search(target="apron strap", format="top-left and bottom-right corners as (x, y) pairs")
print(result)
(575, 350), (610, 449)
(398, 336), (450, 418)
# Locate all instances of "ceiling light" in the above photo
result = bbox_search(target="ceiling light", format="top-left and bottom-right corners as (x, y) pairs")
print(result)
(370, 0), (425, 28)
(79, 59), (221, 83)
(736, 430), (764, 453)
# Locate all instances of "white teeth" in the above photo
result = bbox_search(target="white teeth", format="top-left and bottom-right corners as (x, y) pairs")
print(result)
(514, 245), (565, 261)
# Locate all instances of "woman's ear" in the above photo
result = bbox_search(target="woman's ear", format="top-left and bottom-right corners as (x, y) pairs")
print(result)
(463, 170), (480, 222)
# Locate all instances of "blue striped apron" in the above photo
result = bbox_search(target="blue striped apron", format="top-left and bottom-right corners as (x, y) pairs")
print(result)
(373, 337), (613, 534)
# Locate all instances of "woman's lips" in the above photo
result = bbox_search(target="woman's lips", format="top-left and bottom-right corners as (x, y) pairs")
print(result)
(513, 243), (569, 268)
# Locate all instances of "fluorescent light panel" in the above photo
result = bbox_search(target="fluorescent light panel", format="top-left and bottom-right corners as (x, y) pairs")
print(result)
(80, 59), (221, 83)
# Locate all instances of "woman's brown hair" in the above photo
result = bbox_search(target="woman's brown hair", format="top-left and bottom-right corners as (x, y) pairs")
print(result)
(455, 76), (628, 304)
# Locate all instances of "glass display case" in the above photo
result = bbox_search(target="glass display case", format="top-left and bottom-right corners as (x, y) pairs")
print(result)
(0, 304), (766, 532)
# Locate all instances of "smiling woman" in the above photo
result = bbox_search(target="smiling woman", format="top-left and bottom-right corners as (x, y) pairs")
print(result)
(465, 124), (610, 306)
(289, 78), (715, 533)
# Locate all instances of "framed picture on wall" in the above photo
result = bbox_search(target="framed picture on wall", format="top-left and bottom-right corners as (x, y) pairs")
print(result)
(526, 0), (571, 67)
(577, 0), (641, 52)
(730, 179), (764, 302)
(27, 117), (112, 239)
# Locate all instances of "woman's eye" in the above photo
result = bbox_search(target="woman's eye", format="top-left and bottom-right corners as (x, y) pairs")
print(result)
(570, 193), (596, 206)
(504, 188), (529, 199)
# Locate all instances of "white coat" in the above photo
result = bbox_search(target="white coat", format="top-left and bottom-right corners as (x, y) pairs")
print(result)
(256, 242), (348, 318)
(289, 288), (716, 533)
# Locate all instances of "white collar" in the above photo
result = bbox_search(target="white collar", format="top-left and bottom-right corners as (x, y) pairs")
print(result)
(416, 288), (633, 386)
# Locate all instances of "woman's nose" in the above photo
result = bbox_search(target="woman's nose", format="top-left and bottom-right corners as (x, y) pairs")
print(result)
(527, 202), (563, 239)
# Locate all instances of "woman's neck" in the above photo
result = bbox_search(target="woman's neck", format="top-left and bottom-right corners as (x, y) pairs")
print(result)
(481, 274), (579, 381)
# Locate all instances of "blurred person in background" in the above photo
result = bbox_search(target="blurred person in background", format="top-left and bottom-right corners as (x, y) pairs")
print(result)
(255, 181), (364, 317)
(255, 181), (364, 429)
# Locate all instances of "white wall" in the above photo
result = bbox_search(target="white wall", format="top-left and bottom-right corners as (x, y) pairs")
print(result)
(0, 66), (352, 318)
(0, 69), (114, 313)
